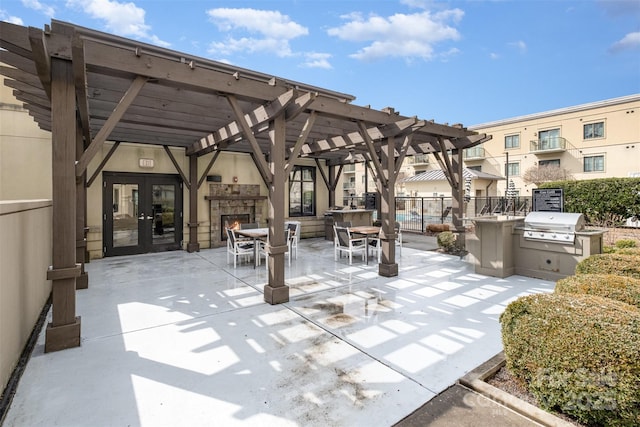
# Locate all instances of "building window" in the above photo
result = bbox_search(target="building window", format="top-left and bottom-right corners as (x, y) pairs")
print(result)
(583, 155), (604, 172)
(289, 166), (315, 216)
(505, 134), (520, 149)
(506, 162), (520, 177)
(538, 159), (560, 168)
(583, 121), (604, 140)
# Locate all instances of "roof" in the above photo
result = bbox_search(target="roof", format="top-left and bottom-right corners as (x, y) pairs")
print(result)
(469, 93), (640, 130)
(403, 168), (504, 183)
(0, 20), (490, 169)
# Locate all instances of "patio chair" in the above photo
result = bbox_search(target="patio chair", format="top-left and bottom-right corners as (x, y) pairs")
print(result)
(395, 221), (403, 255)
(258, 228), (292, 267)
(333, 225), (366, 265)
(285, 222), (300, 260)
(226, 228), (255, 268)
(335, 221), (352, 228)
(367, 223), (401, 261)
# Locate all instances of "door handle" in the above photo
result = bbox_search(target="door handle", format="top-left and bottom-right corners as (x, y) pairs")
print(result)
(138, 214), (153, 220)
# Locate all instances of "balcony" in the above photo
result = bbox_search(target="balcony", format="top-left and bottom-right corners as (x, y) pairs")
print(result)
(343, 182), (356, 191)
(463, 146), (485, 160)
(407, 154), (429, 166)
(530, 137), (568, 154)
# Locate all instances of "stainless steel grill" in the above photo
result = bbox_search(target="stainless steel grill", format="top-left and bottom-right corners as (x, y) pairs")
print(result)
(523, 212), (585, 244)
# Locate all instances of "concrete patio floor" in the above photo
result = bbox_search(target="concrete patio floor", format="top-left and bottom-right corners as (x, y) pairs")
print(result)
(3, 236), (554, 426)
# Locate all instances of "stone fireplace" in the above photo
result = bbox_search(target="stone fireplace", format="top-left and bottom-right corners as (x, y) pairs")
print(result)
(206, 184), (267, 247)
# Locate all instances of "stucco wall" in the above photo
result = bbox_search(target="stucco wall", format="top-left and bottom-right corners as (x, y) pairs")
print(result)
(0, 200), (52, 392)
(0, 80), (52, 200)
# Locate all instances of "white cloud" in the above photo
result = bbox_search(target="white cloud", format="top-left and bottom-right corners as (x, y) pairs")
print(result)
(326, 9), (463, 61)
(66, 0), (170, 47)
(610, 31), (640, 53)
(301, 52), (333, 69)
(0, 10), (24, 25)
(21, 0), (55, 18)
(508, 40), (527, 53)
(490, 52), (500, 60)
(206, 8), (308, 57)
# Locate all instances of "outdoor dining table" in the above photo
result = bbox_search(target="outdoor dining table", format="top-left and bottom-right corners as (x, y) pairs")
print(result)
(349, 225), (380, 265)
(234, 227), (268, 268)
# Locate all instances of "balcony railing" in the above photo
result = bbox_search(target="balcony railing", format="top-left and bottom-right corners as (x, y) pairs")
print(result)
(463, 146), (485, 160)
(530, 137), (568, 153)
(343, 182), (356, 190)
(343, 164), (356, 173)
(408, 154), (429, 165)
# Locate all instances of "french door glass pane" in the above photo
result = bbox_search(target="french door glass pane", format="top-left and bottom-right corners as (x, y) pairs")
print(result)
(113, 184), (139, 247)
(152, 184), (176, 244)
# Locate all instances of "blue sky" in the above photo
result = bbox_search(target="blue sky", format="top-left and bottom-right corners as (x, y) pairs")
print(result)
(2, 0), (639, 126)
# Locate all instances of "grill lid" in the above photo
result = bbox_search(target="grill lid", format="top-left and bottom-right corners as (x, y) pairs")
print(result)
(523, 212), (585, 243)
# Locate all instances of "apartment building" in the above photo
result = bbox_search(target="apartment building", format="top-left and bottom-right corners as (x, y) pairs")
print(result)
(387, 94), (640, 199)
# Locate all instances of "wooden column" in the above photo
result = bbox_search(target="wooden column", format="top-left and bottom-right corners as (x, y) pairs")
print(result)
(186, 154), (200, 252)
(379, 137), (398, 277)
(75, 121), (88, 289)
(451, 148), (466, 251)
(264, 114), (289, 304)
(45, 57), (81, 352)
(328, 164), (336, 207)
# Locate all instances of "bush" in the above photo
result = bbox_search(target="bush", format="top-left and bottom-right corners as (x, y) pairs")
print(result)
(616, 239), (638, 249)
(617, 247), (640, 256)
(575, 253), (640, 279)
(501, 293), (640, 426)
(436, 231), (456, 250)
(555, 274), (640, 308)
(540, 178), (640, 226)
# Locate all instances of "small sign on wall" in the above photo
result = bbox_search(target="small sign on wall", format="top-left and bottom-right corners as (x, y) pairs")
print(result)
(139, 158), (154, 168)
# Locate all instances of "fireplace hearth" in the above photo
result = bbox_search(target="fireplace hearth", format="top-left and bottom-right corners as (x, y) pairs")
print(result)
(221, 214), (250, 240)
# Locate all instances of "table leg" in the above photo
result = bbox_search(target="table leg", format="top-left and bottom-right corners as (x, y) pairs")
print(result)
(254, 237), (258, 269)
(364, 236), (369, 265)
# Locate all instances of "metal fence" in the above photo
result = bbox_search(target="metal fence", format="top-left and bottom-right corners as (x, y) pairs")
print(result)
(342, 195), (533, 232)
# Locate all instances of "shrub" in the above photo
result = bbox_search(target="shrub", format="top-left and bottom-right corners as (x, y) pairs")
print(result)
(501, 293), (640, 426)
(616, 239), (638, 249)
(575, 253), (640, 279)
(617, 247), (640, 256)
(555, 274), (640, 308)
(540, 177), (640, 226)
(436, 231), (456, 250)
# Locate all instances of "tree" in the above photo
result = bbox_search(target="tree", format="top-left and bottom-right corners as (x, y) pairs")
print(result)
(523, 165), (573, 186)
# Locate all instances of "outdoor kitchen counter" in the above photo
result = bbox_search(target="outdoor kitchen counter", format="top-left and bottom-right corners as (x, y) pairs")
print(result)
(466, 215), (526, 278)
(325, 209), (375, 227)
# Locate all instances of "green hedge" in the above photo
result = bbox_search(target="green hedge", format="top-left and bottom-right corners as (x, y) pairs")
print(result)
(539, 178), (640, 225)
(555, 274), (640, 308)
(575, 253), (640, 278)
(501, 293), (640, 426)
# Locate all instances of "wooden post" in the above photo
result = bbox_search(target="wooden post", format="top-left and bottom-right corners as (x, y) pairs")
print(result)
(45, 57), (81, 352)
(264, 114), (289, 304)
(75, 120), (89, 289)
(379, 137), (398, 277)
(328, 164), (336, 207)
(186, 153), (200, 252)
(451, 148), (466, 251)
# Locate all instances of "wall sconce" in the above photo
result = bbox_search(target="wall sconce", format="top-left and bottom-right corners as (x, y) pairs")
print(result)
(233, 176), (238, 183)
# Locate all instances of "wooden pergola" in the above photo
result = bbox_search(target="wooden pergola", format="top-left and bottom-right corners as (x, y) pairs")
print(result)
(0, 20), (490, 352)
